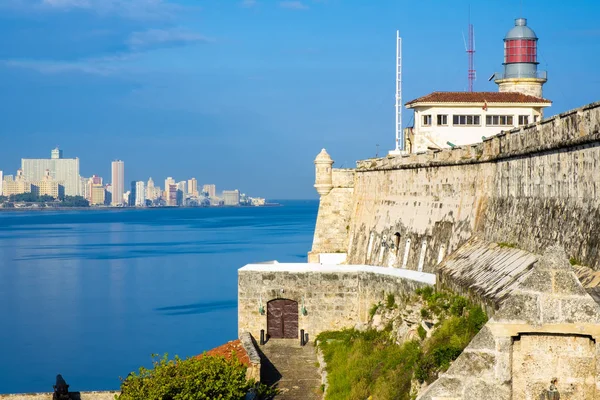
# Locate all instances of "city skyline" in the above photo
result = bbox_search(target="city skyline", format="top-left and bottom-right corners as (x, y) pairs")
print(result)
(0, 1), (599, 198)
(0, 147), (261, 201)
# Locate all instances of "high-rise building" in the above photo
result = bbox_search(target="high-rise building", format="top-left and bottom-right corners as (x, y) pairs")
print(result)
(165, 177), (175, 191)
(129, 181), (137, 206)
(135, 181), (146, 206)
(146, 177), (155, 200)
(22, 147), (80, 196)
(203, 184), (216, 198)
(90, 184), (105, 205)
(223, 189), (240, 206)
(111, 160), (124, 206)
(166, 184), (178, 206)
(188, 178), (198, 196)
(177, 181), (186, 195)
(86, 175), (102, 201)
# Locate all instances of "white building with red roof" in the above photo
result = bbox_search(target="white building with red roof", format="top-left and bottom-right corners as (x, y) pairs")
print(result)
(404, 18), (551, 153)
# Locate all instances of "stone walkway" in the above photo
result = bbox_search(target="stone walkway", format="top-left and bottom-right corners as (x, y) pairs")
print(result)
(258, 339), (323, 400)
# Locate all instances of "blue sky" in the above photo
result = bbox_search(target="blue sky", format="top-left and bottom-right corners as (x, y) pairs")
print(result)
(0, 0), (598, 199)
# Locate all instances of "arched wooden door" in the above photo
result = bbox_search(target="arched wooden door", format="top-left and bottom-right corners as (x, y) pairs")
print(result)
(267, 299), (298, 339)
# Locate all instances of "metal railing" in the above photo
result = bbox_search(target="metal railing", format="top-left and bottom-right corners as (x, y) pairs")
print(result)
(493, 71), (547, 80)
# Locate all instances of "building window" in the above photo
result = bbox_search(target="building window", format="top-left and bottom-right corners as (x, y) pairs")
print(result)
(422, 115), (432, 127)
(518, 115), (530, 126)
(486, 115), (514, 126)
(452, 115), (481, 126)
(534, 115), (539, 123)
(437, 114), (448, 126)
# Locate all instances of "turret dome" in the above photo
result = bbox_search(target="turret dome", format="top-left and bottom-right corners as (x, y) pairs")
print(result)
(505, 18), (537, 40)
(314, 148), (332, 163)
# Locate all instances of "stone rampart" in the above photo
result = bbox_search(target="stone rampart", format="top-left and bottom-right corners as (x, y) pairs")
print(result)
(418, 247), (600, 400)
(308, 169), (355, 263)
(311, 101), (600, 272)
(238, 263), (434, 339)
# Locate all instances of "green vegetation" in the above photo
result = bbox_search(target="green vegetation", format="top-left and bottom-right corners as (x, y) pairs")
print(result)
(385, 293), (396, 309)
(368, 302), (381, 320)
(0, 193), (89, 207)
(569, 257), (582, 266)
(117, 353), (277, 400)
(497, 242), (517, 248)
(417, 325), (427, 340)
(316, 289), (487, 400)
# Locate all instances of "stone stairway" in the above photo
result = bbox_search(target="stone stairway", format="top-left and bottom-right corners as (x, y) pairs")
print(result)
(258, 339), (323, 400)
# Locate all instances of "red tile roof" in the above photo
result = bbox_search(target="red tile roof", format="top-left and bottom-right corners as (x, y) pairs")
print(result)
(406, 91), (551, 107)
(197, 339), (251, 367)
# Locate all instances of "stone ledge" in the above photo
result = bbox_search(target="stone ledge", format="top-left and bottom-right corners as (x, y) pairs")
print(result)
(239, 263), (436, 285)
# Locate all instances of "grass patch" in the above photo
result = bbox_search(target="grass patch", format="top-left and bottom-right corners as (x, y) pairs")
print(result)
(569, 257), (582, 266)
(316, 290), (487, 400)
(385, 293), (396, 309)
(369, 302), (381, 320)
(497, 242), (517, 248)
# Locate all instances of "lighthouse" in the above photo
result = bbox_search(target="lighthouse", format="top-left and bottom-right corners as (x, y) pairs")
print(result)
(494, 18), (547, 98)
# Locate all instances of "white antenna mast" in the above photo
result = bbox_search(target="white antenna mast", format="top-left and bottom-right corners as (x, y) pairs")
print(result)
(390, 30), (404, 155)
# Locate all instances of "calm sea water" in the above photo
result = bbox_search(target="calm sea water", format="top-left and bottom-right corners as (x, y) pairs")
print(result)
(0, 200), (318, 394)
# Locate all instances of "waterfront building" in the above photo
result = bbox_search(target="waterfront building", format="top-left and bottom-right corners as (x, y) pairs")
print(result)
(86, 175), (102, 201)
(36, 169), (64, 199)
(188, 178), (198, 196)
(146, 177), (155, 200)
(135, 181), (145, 206)
(129, 181), (136, 206)
(176, 181), (186, 206)
(111, 160), (124, 206)
(203, 184), (216, 198)
(250, 197), (266, 206)
(223, 189), (240, 206)
(165, 177), (175, 191)
(0, 171), (3, 197)
(404, 18), (551, 153)
(105, 184), (112, 205)
(177, 181), (187, 195)
(2, 170), (32, 196)
(166, 184), (178, 206)
(80, 176), (90, 200)
(90, 184), (105, 205)
(21, 147), (80, 196)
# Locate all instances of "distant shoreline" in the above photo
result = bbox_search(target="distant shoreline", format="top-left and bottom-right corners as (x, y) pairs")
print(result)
(0, 203), (282, 212)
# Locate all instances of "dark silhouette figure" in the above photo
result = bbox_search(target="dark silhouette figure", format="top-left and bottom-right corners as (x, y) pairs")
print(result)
(53, 374), (70, 400)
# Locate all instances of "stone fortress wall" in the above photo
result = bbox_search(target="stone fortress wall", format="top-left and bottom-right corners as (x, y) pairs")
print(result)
(310, 101), (600, 273)
(300, 101), (600, 399)
(238, 263), (434, 339)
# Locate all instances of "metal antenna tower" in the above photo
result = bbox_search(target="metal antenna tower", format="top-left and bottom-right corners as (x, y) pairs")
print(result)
(467, 13), (476, 91)
(390, 30), (404, 155)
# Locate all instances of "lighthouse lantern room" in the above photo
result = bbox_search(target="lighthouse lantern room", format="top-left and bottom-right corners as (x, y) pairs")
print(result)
(494, 18), (547, 98)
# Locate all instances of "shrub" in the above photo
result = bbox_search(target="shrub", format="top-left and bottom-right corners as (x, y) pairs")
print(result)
(369, 302), (381, 320)
(385, 293), (396, 309)
(317, 290), (489, 398)
(449, 296), (468, 317)
(117, 353), (276, 400)
(417, 325), (427, 340)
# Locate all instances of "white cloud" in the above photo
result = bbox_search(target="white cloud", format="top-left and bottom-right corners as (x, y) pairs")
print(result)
(36, 0), (180, 20)
(127, 28), (211, 50)
(1, 54), (134, 76)
(279, 1), (308, 10)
